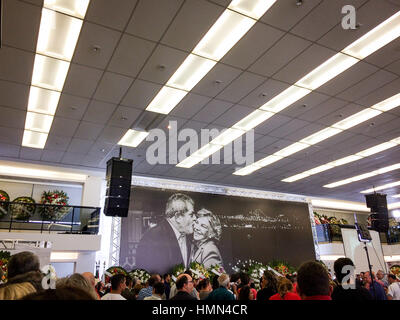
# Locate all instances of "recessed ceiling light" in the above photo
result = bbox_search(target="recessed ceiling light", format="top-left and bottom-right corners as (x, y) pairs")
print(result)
(274, 142), (309, 157)
(233, 164), (262, 176)
(210, 128), (245, 146)
(31, 54), (70, 91)
(118, 129), (149, 148)
(27, 86), (60, 115)
(232, 109), (274, 131)
(371, 92), (400, 112)
(146, 87), (188, 114)
(191, 144), (223, 159)
(22, 130), (48, 149)
(259, 85), (311, 113)
(331, 108), (382, 130)
(361, 181), (400, 194)
(176, 156), (204, 168)
(25, 112), (54, 133)
(228, 0), (277, 20)
(44, 0), (90, 19)
(300, 127), (342, 145)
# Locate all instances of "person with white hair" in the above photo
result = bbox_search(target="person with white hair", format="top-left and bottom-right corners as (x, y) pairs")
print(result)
(205, 274), (235, 301)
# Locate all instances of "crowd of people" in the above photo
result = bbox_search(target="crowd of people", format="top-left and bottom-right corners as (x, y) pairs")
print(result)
(0, 251), (399, 301)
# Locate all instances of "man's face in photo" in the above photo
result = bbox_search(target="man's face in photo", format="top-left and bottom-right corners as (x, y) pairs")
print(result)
(173, 200), (195, 234)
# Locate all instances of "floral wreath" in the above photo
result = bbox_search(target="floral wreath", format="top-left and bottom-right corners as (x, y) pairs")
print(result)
(268, 260), (296, 276)
(0, 190), (10, 218)
(207, 264), (226, 278)
(171, 264), (185, 283)
(105, 266), (128, 283)
(189, 262), (210, 280)
(232, 259), (267, 289)
(129, 269), (150, 283)
(39, 190), (70, 220)
(10, 197), (36, 220)
(0, 250), (11, 282)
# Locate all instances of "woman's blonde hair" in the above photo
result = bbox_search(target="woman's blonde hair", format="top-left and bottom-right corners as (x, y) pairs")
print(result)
(56, 273), (98, 300)
(196, 208), (222, 241)
(277, 277), (293, 299)
(0, 282), (36, 300)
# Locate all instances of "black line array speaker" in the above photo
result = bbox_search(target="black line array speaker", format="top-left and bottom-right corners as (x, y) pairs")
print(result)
(104, 157), (133, 217)
(364, 193), (389, 233)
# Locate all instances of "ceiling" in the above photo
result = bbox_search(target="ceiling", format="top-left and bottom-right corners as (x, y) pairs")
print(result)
(1, 0), (400, 204)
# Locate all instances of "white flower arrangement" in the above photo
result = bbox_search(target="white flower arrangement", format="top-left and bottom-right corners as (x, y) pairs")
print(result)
(129, 269), (150, 283)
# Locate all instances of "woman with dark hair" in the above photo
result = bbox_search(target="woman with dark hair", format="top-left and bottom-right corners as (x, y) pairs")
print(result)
(238, 286), (255, 301)
(257, 270), (278, 300)
(197, 278), (212, 300)
(190, 208), (223, 268)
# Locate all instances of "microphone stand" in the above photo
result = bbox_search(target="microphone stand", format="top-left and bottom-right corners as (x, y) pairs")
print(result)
(363, 242), (377, 300)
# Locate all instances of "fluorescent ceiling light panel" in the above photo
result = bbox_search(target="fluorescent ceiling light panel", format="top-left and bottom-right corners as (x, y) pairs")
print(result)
(254, 155), (283, 167)
(210, 128), (245, 146)
(342, 11), (400, 59)
(328, 155), (363, 167)
(274, 142), (309, 157)
(167, 54), (216, 91)
(332, 108), (382, 130)
(191, 144), (223, 159)
(228, 0), (277, 19)
(50, 252), (79, 260)
(146, 87), (188, 114)
(118, 129), (149, 148)
(306, 164), (335, 175)
(259, 86), (311, 113)
(233, 109), (274, 131)
(372, 92), (400, 112)
(193, 10), (255, 61)
(296, 53), (358, 90)
(37, 9), (83, 61)
(355, 141), (398, 157)
(361, 181), (400, 194)
(22, 130), (48, 149)
(282, 173), (311, 183)
(233, 164), (261, 176)
(176, 156), (203, 168)
(311, 199), (369, 212)
(25, 112), (54, 133)
(27, 86), (60, 115)
(378, 163), (400, 174)
(31, 54), (70, 91)
(300, 127), (342, 145)
(393, 195), (400, 198)
(44, 0), (90, 19)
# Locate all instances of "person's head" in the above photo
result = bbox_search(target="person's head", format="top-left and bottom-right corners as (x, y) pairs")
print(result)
(297, 261), (331, 298)
(363, 271), (375, 284)
(197, 278), (211, 292)
(388, 274), (397, 284)
(238, 285), (253, 301)
(239, 272), (250, 286)
(56, 273), (98, 300)
(217, 274), (230, 288)
(7, 252), (40, 279)
(262, 270), (277, 291)
(163, 274), (171, 283)
(193, 208), (222, 242)
(0, 282), (36, 300)
(82, 272), (96, 288)
(277, 277), (293, 298)
(152, 282), (165, 297)
(148, 274), (161, 287)
(110, 274), (126, 293)
(95, 281), (104, 292)
(176, 274), (194, 293)
(23, 286), (96, 300)
(334, 257), (355, 284)
(165, 193), (195, 234)
(377, 270), (384, 280)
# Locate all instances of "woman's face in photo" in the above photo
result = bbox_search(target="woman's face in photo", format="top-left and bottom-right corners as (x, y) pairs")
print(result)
(193, 216), (210, 241)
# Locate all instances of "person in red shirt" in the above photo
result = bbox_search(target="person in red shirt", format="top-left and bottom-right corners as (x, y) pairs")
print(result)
(269, 277), (301, 300)
(297, 261), (332, 300)
(237, 272), (257, 300)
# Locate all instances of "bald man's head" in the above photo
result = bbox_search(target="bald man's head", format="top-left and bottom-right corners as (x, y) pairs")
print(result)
(82, 272), (96, 287)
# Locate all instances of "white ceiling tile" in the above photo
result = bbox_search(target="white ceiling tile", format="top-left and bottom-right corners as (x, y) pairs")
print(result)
(61, 152), (87, 166)
(337, 70), (398, 102)
(3, 0), (41, 52)
(45, 135), (72, 152)
(55, 94), (90, 120)
(97, 126), (127, 144)
(260, 0), (321, 31)
(355, 78), (400, 107)
(221, 22), (285, 70)
(41, 150), (64, 163)
(0, 106), (25, 129)
(0, 80), (29, 111)
(93, 72), (133, 103)
(385, 59), (400, 76)
(63, 64), (103, 98)
(19, 147), (43, 161)
(83, 100), (117, 124)
(108, 34), (156, 77)
(273, 44), (337, 84)
(317, 61), (378, 96)
(317, 0), (400, 52)
(126, 0), (183, 42)
(67, 138), (93, 154)
(0, 47), (34, 85)
(74, 121), (104, 141)
(248, 34), (312, 77)
(0, 143), (20, 157)
(216, 72), (266, 103)
(281, 91), (331, 118)
(170, 93), (212, 119)
(267, 118), (311, 139)
(366, 38), (400, 68)
(348, 112), (399, 136)
(50, 117), (80, 137)
(73, 22), (121, 69)
(316, 103), (366, 127)
(191, 99), (233, 123)
(86, 0), (138, 31)
(87, 141), (115, 157)
(282, 122), (327, 142)
(107, 106), (142, 128)
(254, 135), (279, 152)
(121, 79), (162, 110)
(290, 0), (368, 41)
(160, 0), (224, 52)
(138, 44), (188, 85)
(212, 104), (253, 127)
(191, 63), (242, 98)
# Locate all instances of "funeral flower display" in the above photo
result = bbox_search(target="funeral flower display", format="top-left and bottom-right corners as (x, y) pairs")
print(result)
(0, 190), (10, 218)
(189, 262), (210, 280)
(0, 250), (11, 282)
(233, 259), (267, 289)
(10, 197), (36, 220)
(171, 264), (185, 282)
(39, 190), (70, 220)
(105, 266), (128, 283)
(129, 269), (150, 283)
(268, 260), (296, 276)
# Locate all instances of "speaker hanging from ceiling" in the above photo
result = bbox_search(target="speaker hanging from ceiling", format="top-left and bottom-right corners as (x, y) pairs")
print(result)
(364, 193), (389, 233)
(104, 152), (133, 217)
